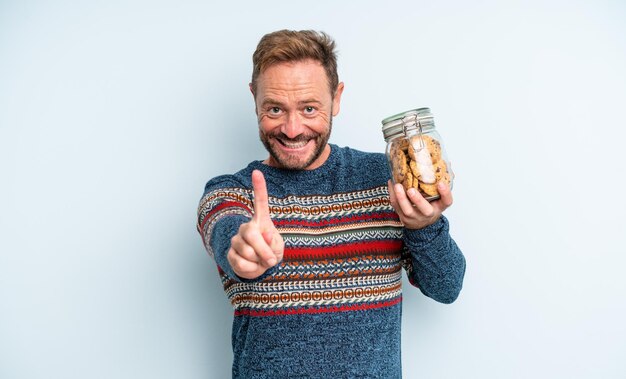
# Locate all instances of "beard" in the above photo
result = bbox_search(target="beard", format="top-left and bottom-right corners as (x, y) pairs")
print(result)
(259, 117), (332, 170)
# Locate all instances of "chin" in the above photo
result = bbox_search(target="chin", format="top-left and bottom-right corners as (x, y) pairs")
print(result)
(272, 154), (315, 170)
(267, 143), (321, 170)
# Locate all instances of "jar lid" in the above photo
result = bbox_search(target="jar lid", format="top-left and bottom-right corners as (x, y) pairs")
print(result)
(381, 107), (434, 141)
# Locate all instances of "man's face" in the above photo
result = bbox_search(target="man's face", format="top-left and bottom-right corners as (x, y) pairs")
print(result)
(253, 59), (344, 170)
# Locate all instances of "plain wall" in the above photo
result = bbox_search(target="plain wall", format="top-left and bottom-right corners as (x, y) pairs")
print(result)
(1, 1), (625, 378)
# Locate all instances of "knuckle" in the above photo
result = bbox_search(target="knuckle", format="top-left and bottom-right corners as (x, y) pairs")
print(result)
(242, 227), (257, 240)
(230, 257), (242, 272)
(242, 245), (255, 259)
(239, 221), (254, 233)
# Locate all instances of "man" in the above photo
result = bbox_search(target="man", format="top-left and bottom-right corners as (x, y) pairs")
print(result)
(197, 30), (465, 378)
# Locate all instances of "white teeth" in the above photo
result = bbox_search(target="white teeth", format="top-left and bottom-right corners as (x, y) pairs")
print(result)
(279, 139), (308, 149)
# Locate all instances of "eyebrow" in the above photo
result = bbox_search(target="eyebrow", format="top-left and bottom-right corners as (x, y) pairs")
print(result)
(261, 98), (284, 107)
(261, 98), (322, 107)
(298, 99), (322, 105)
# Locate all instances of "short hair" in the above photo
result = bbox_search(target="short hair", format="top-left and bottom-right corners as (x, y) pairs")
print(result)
(251, 30), (339, 96)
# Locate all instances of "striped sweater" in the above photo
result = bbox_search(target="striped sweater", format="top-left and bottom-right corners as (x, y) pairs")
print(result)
(197, 145), (466, 378)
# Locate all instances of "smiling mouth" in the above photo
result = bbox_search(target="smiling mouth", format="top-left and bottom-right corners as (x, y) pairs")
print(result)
(276, 137), (310, 149)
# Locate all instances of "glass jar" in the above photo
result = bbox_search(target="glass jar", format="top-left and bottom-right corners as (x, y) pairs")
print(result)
(381, 107), (454, 201)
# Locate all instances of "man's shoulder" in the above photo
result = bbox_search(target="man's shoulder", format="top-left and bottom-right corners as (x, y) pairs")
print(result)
(201, 163), (257, 196)
(333, 145), (387, 165)
(332, 145), (390, 186)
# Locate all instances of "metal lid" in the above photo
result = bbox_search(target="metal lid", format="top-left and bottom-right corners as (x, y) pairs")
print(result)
(381, 107), (435, 141)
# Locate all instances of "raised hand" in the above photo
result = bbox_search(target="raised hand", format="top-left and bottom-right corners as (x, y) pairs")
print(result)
(387, 180), (453, 230)
(227, 170), (284, 279)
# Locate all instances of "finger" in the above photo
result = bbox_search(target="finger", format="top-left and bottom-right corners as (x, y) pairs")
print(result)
(437, 181), (453, 209)
(406, 187), (435, 217)
(241, 227), (277, 267)
(387, 180), (399, 210)
(271, 233), (285, 263)
(393, 183), (418, 217)
(230, 234), (260, 263)
(227, 248), (261, 276)
(429, 182), (453, 216)
(251, 170), (270, 221)
(262, 230), (273, 245)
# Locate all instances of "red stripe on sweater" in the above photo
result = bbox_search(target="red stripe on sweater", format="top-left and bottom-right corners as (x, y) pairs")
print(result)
(200, 201), (251, 230)
(234, 297), (402, 317)
(283, 240), (403, 260)
(274, 212), (399, 228)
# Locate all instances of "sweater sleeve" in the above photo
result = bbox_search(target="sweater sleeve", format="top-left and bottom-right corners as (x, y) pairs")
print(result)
(401, 216), (466, 304)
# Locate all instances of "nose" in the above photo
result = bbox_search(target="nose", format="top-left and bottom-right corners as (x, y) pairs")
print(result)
(280, 112), (304, 139)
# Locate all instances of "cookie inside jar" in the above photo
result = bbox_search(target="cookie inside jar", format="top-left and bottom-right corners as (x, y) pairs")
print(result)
(389, 134), (451, 200)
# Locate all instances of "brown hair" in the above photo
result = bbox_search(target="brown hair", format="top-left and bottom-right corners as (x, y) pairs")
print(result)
(251, 30), (339, 96)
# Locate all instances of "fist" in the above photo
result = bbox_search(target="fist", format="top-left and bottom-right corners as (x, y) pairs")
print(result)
(227, 170), (284, 279)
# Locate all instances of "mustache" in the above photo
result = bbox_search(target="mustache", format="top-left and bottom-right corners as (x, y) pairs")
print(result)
(266, 132), (318, 143)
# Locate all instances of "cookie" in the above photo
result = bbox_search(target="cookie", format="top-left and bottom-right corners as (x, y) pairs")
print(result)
(426, 136), (442, 162)
(391, 138), (409, 153)
(408, 145), (436, 184)
(407, 136), (423, 161)
(410, 159), (419, 178)
(389, 134), (451, 200)
(393, 167), (405, 184)
(433, 160), (450, 184)
(409, 135), (441, 163)
(391, 148), (408, 183)
(419, 182), (439, 197)
(403, 170), (414, 191)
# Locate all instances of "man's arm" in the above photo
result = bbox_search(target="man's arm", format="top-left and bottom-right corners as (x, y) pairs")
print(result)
(388, 180), (466, 303)
(402, 217), (465, 303)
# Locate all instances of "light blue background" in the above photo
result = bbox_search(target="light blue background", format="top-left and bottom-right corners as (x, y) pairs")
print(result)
(1, 1), (625, 378)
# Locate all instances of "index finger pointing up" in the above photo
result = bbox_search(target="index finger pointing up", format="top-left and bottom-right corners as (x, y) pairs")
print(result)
(251, 169), (270, 221)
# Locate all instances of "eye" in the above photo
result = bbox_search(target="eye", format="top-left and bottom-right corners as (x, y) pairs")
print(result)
(304, 106), (316, 114)
(268, 107), (282, 115)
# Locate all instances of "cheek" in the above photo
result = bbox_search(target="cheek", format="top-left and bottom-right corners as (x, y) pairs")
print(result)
(310, 114), (331, 131)
(258, 114), (281, 132)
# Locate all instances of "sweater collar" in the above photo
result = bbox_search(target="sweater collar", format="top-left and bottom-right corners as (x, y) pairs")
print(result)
(248, 144), (339, 181)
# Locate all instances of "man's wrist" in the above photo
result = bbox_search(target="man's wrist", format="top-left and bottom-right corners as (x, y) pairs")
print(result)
(403, 216), (447, 247)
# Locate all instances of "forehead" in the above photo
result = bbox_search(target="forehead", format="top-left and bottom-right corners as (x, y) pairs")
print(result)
(256, 60), (331, 96)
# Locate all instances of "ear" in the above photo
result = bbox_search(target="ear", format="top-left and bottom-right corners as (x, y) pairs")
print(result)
(331, 82), (345, 117)
(249, 83), (258, 114)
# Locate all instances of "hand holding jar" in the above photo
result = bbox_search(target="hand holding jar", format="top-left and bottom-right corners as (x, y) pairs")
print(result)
(387, 179), (453, 229)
